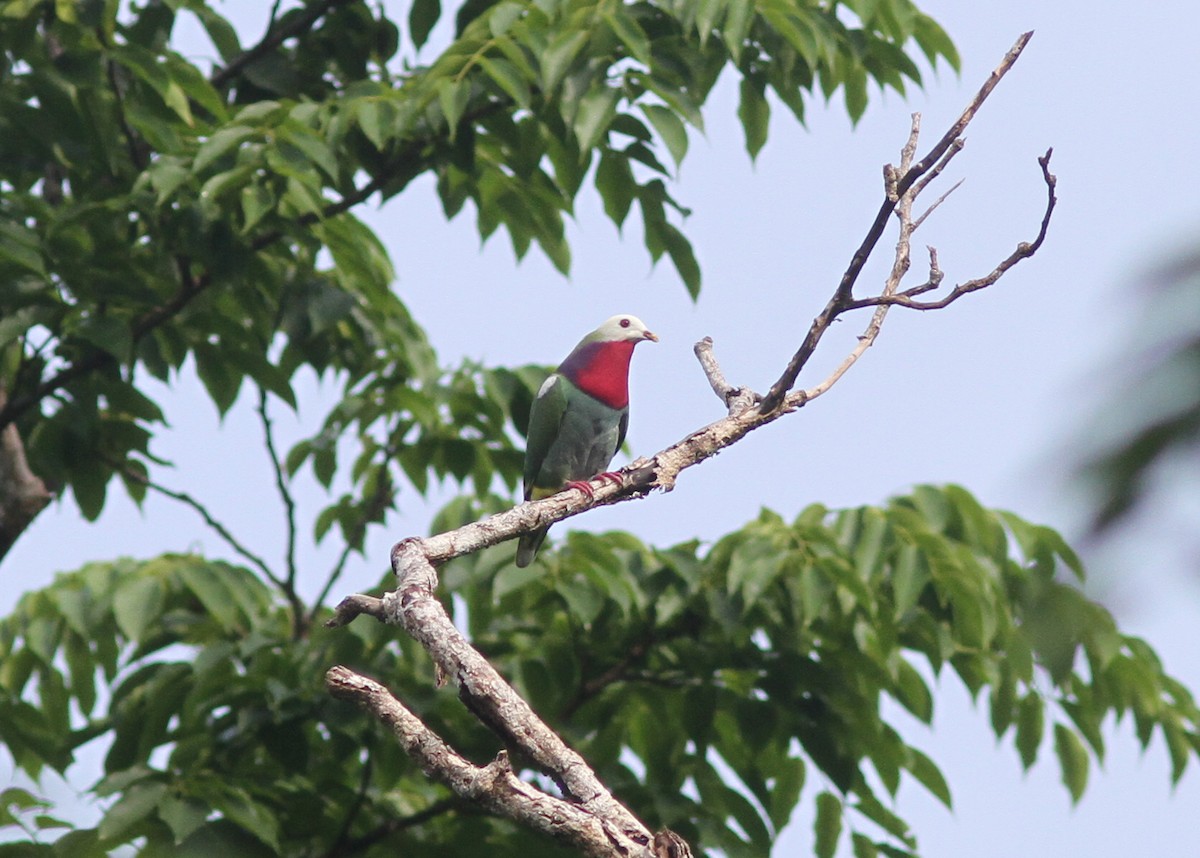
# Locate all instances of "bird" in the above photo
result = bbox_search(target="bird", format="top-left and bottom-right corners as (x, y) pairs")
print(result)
(515, 314), (658, 567)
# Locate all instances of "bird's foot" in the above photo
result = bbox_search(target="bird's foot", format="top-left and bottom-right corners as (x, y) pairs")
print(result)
(564, 479), (596, 499)
(564, 471), (624, 499)
(594, 470), (624, 488)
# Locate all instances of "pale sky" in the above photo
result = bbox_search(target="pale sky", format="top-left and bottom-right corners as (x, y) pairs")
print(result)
(6, 1), (1200, 855)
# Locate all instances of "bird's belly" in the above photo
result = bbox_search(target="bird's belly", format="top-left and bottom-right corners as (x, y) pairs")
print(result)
(541, 411), (621, 485)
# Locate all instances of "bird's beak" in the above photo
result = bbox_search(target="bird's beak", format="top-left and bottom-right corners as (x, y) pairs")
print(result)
(643, 330), (659, 342)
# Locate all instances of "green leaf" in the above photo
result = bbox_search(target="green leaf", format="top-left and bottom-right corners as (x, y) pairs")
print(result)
(194, 5), (242, 62)
(723, 0), (754, 62)
(540, 31), (588, 93)
(893, 658), (932, 723)
(71, 458), (110, 522)
(194, 343), (243, 415)
(194, 126), (256, 174)
(759, 1), (820, 65)
(767, 756), (805, 831)
(479, 56), (531, 109)
(655, 220), (701, 299)
(112, 576), (165, 642)
(595, 151), (636, 228)
(912, 12), (961, 72)
(488, 2), (524, 37)
(1054, 723), (1089, 802)
(852, 833), (880, 858)
(726, 536), (782, 607)
(356, 98), (395, 150)
(73, 315), (132, 363)
(1015, 693), (1043, 769)
(437, 77), (470, 139)
(574, 87), (620, 152)
(240, 183), (275, 233)
(738, 75), (770, 161)
(641, 104), (688, 169)
(0, 222), (46, 276)
(603, 9), (651, 65)
(843, 63), (869, 124)
(178, 562), (243, 631)
(97, 780), (167, 843)
(906, 746), (951, 808)
(814, 791), (843, 858)
(212, 791), (281, 852)
(157, 795), (209, 845)
(409, 0), (441, 50)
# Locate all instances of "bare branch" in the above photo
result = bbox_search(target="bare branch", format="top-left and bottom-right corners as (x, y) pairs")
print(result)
(912, 178), (965, 232)
(110, 457), (291, 592)
(694, 337), (760, 414)
(326, 593), (386, 627)
(758, 31), (1035, 414)
(326, 665), (660, 857)
(846, 149), (1057, 312)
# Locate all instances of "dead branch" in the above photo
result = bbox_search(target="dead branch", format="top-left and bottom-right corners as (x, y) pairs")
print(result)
(326, 666), (657, 857)
(757, 30), (1035, 414)
(328, 32), (1053, 857)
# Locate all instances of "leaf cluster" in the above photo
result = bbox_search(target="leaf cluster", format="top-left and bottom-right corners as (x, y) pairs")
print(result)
(0, 554), (526, 856)
(417, 485), (1200, 855)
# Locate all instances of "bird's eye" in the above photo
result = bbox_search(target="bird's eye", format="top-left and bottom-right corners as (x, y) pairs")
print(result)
(619, 318), (631, 328)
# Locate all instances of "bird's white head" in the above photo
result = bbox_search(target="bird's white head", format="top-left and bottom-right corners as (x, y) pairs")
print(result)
(588, 314), (659, 345)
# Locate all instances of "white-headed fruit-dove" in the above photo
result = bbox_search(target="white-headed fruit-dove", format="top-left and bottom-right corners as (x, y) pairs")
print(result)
(515, 314), (658, 567)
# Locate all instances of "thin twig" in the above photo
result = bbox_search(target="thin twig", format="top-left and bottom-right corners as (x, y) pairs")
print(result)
(321, 797), (464, 858)
(846, 149), (1057, 312)
(693, 337), (760, 414)
(113, 458), (284, 590)
(912, 178), (965, 232)
(259, 390), (300, 598)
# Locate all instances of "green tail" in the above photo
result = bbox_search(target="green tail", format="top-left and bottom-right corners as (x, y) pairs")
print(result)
(515, 526), (549, 567)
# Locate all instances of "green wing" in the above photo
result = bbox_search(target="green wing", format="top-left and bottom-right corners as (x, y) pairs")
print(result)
(523, 372), (568, 499)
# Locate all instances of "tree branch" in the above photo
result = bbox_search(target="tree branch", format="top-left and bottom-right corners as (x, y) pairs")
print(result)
(326, 666), (662, 857)
(845, 149), (1057, 312)
(118, 466), (276, 582)
(210, 0), (357, 89)
(757, 30), (1035, 414)
(0, 383), (52, 562)
(258, 391), (300, 603)
(325, 34), (1053, 856)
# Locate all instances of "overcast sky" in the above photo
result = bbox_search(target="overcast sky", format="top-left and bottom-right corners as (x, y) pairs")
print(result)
(6, 1), (1200, 855)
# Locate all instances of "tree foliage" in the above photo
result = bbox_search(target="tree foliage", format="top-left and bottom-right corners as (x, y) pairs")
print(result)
(1, 2), (1197, 857)
(1080, 249), (1200, 534)
(5, 487), (1198, 855)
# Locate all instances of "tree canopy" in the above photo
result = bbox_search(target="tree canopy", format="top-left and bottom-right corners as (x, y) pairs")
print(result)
(1, 2), (1198, 857)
